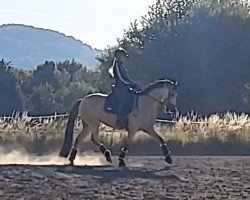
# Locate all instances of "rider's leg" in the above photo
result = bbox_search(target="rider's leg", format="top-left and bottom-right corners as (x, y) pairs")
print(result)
(116, 101), (128, 129)
(115, 85), (130, 129)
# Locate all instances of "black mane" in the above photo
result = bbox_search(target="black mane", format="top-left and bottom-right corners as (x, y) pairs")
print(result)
(140, 79), (177, 95)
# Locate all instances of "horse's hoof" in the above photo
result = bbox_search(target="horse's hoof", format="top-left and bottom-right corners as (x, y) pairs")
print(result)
(105, 156), (112, 163)
(118, 159), (126, 167)
(165, 156), (172, 164)
(69, 160), (74, 166)
(119, 162), (126, 167)
(104, 150), (112, 163)
(59, 149), (70, 158)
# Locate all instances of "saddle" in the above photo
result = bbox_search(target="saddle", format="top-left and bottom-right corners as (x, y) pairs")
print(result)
(104, 84), (139, 116)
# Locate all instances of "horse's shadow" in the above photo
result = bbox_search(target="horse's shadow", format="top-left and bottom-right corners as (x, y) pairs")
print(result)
(55, 165), (179, 183)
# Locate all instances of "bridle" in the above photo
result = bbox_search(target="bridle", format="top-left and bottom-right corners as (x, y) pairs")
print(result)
(145, 88), (176, 114)
(145, 93), (166, 106)
(140, 79), (178, 116)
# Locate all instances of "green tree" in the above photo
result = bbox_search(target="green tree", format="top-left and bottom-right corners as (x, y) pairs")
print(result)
(19, 60), (98, 115)
(0, 60), (22, 115)
(98, 0), (250, 115)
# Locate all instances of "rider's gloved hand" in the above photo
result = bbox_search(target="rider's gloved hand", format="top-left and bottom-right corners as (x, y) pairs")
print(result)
(128, 83), (141, 93)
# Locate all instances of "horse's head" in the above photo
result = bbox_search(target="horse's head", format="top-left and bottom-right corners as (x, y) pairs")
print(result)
(160, 79), (178, 113)
(141, 79), (178, 113)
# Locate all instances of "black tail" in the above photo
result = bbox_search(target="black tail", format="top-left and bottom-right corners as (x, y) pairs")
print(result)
(59, 99), (81, 157)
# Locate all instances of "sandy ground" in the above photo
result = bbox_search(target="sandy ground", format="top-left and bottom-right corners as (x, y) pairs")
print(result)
(0, 154), (249, 200)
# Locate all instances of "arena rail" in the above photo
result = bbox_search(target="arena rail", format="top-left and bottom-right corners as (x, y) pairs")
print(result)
(0, 113), (209, 124)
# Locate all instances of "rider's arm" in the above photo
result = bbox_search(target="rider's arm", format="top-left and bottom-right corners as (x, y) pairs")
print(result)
(124, 70), (140, 87)
(114, 62), (134, 85)
(120, 66), (141, 89)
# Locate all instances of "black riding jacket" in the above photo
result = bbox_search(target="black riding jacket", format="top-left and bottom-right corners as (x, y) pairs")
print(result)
(111, 59), (138, 88)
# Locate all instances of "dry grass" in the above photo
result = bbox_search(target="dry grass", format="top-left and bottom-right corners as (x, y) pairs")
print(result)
(158, 112), (250, 144)
(0, 112), (250, 155)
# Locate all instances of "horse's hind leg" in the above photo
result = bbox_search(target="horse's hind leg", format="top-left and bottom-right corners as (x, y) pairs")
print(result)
(144, 128), (172, 164)
(69, 122), (89, 165)
(118, 130), (135, 167)
(90, 125), (112, 163)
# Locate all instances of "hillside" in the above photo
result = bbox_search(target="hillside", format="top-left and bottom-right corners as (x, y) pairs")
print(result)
(0, 24), (102, 69)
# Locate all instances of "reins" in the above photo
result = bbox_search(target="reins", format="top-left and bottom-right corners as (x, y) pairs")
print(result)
(130, 79), (177, 116)
(145, 94), (165, 105)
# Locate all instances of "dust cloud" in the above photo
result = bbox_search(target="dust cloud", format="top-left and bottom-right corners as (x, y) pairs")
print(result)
(0, 147), (107, 166)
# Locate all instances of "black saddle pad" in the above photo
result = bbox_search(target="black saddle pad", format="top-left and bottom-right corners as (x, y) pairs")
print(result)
(104, 91), (137, 115)
(104, 92), (119, 114)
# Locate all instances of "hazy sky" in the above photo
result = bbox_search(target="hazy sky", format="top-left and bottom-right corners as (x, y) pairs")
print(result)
(0, 0), (156, 49)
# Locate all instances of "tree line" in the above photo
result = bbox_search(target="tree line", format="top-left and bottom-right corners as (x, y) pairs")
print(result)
(1, 0), (250, 116)
(0, 60), (100, 115)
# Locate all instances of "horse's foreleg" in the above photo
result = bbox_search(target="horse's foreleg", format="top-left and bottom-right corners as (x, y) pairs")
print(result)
(161, 143), (172, 164)
(118, 131), (135, 167)
(118, 147), (128, 167)
(99, 143), (112, 163)
(90, 125), (112, 163)
(145, 128), (172, 164)
(69, 123), (89, 166)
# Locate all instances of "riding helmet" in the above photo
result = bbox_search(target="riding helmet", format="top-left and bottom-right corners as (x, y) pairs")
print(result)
(114, 47), (129, 58)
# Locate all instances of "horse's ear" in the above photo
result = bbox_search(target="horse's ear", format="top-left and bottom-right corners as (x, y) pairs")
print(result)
(170, 80), (178, 89)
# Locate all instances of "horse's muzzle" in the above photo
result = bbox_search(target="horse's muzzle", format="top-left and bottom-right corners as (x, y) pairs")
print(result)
(163, 107), (178, 117)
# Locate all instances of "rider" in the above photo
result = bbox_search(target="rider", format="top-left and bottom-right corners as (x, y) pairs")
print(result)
(109, 47), (140, 129)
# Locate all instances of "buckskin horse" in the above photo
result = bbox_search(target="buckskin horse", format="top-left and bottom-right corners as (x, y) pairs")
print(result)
(59, 79), (178, 167)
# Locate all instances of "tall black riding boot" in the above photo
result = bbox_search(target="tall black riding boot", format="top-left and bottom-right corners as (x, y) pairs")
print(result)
(116, 107), (128, 129)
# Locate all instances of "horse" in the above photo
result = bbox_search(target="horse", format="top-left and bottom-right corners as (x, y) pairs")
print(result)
(59, 79), (178, 167)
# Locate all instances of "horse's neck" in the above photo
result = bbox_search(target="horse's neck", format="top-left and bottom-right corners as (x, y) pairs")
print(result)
(137, 90), (159, 121)
(140, 89), (162, 111)
(146, 88), (162, 100)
